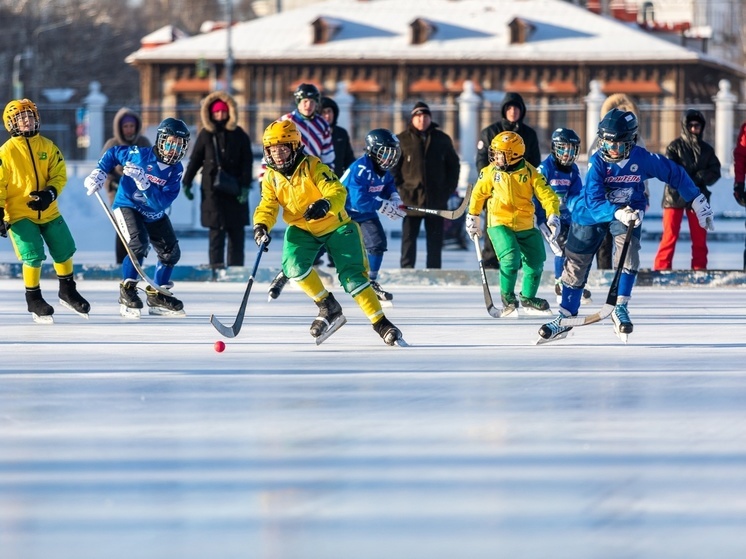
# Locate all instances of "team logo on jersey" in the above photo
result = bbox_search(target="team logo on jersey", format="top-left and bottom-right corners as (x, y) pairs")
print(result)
(630, 164), (639, 172)
(39, 152), (48, 160)
(607, 187), (633, 204)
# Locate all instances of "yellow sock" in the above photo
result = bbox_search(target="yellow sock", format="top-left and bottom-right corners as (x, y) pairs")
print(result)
(22, 264), (42, 289)
(353, 285), (384, 323)
(53, 258), (74, 277)
(294, 269), (328, 302)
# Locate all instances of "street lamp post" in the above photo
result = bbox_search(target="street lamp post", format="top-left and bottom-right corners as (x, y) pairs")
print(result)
(12, 48), (33, 99)
(224, 0), (234, 93)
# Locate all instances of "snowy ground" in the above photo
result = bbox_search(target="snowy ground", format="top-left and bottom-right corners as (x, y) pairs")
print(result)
(1, 279), (746, 559)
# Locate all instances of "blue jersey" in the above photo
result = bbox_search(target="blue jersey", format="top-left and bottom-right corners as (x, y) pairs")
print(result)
(97, 145), (183, 222)
(574, 145), (700, 226)
(536, 155), (583, 225)
(340, 154), (398, 222)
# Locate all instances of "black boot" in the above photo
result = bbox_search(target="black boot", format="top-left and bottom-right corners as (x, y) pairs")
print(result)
(145, 286), (184, 315)
(268, 271), (289, 300)
(310, 293), (345, 338)
(119, 280), (143, 309)
(26, 286), (54, 322)
(58, 274), (91, 315)
(372, 316), (402, 346)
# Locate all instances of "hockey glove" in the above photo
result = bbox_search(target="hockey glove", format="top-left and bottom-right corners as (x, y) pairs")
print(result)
(84, 169), (107, 196)
(0, 208), (7, 238)
(378, 198), (405, 220)
(465, 214), (481, 239)
(27, 187), (57, 211)
(734, 181), (746, 207)
(546, 214), (561, 241)
(303, 198), (331, 221)
(691, 193), (714, 231)
(123, 162), (149, 191)
(614, 206), (644, 228)
(182, 182), (194, 201)
(237, 187), (250, 204)
(253, 224), (271, 251)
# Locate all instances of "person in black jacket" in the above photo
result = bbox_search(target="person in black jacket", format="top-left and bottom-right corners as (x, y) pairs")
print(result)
(393, 101), (460, 269)
(320, 96), (355, 176)
(182, 91), (253, 270)
(475, 92), (541, 268)
(653, 109), (721, 270)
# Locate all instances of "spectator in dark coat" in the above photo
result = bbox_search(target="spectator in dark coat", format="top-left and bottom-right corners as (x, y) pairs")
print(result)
(393, 101), (460, 269)
(653, 109), (721, 270)
(182, 91), (253, 270)
(320, 96), (355, 176)
(101, 108), (151, 263)
(475, 92), (541, 268)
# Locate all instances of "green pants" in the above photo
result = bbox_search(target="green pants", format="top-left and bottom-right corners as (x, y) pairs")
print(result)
(9, 216), (76, 268)
(487, 225), (546, 299)
(283, 222), (369, 294)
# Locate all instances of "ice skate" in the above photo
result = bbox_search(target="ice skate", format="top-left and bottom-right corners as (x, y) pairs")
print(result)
(119, 280), (143, 319)
(372, 316), (407, 346)
(26, 287), (54, 324)
(535, 311), (573, 344)
(58, 275), (90, 318)
(581, 288), (592, 305)
(370, 280), (394, 306)
(611, 300), (633, 343)
(554, 281), (562, 304)
(145, 286), (186, 317)
(519, 294), (552, 316)
(311, 293), (347, 345)
(267, 270), (289, 301)
(500, 292), (518, 318)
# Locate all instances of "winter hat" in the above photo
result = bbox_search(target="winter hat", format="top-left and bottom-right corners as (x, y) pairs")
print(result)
(120, 115), (137, 125)
(210, 99), (229, 113)
(411, 101), (431, 117)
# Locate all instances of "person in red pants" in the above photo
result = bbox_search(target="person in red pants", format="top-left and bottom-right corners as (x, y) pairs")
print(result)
(653, 109), (721, 270)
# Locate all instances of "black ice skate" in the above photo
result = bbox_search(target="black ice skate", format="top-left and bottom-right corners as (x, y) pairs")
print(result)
(119, 280), (143, 319)
(519, 294), (552, 316)
(145, 286), (185, 317)
(370, 280), (393, 303)
(611, 300), (633, 343)
(26, 286), (54, 324)
(501, 292), (518, 318)
(310, 293), (346, 345)
(267, 270), (289, 301)
(535, 311), (574, 345)
(581, 288), (592, 305)
(58, 274), (90, 318)
(372, 316), (406, 346)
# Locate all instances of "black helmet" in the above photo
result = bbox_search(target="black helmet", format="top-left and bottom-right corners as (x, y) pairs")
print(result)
(550, 128), (581, 167)
(364, 128), (401, 171)
(155, 118), (190, 165)
(597, 108), (638, 162)
(294, 83), (321, 105)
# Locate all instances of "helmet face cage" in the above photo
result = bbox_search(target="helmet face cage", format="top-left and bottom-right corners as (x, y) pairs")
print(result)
(364, 129), (401, 171)
(597, 109), (638, 163)
(551, 128), (580, 167)
(488, 132), (525, 170)
(3, 99), (40, 137)
(294, 83), (321, 106)
(263, 120), (302, 173)
(155, 118), (190, 165)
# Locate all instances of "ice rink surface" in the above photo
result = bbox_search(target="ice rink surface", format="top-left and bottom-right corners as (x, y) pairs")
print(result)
(1, 279), (745, 559)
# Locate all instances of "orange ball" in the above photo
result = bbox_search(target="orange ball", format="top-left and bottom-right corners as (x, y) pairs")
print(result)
(214, 340), (226, 353)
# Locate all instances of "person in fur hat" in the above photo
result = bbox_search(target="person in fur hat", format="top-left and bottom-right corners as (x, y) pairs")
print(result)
(182, 92), (253, 270)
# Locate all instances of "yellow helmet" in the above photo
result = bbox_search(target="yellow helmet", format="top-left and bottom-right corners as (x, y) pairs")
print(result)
(262, 119), (301, 149)
(489, 131), (525, 170)
(262, 120), (303, 173)
(3, 98), (40, 137)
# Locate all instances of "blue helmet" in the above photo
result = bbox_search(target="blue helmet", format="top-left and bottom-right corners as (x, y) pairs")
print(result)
(597, 108), (638, 162)
(550, 128), (580, 167)
(364, 128), (401, 171)
(155, 118), (190, 165)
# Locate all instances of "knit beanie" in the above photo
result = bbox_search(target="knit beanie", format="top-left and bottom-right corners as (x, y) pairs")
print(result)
(411, 101), (431, 117)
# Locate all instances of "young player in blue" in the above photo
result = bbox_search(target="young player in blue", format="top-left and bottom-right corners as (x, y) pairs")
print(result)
(538, 109), (714, 343)
(84, 118), (190, 318)
(340, 129), (404, 302)
(534, 128), (590, 304)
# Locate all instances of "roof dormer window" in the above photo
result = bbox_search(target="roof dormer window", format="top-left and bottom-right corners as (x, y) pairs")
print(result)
(410, 18), (436, 45)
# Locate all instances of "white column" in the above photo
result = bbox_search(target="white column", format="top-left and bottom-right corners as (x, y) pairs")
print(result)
(84, 81), (108, 161)
(714, 79), (737, 171)
(334, 81), (354, 138)
(457, 80), (481, 187)
(585, 80), (605, 154)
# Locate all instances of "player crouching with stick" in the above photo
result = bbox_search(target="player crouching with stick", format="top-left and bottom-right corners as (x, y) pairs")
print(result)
(253, 120), (405, 346)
